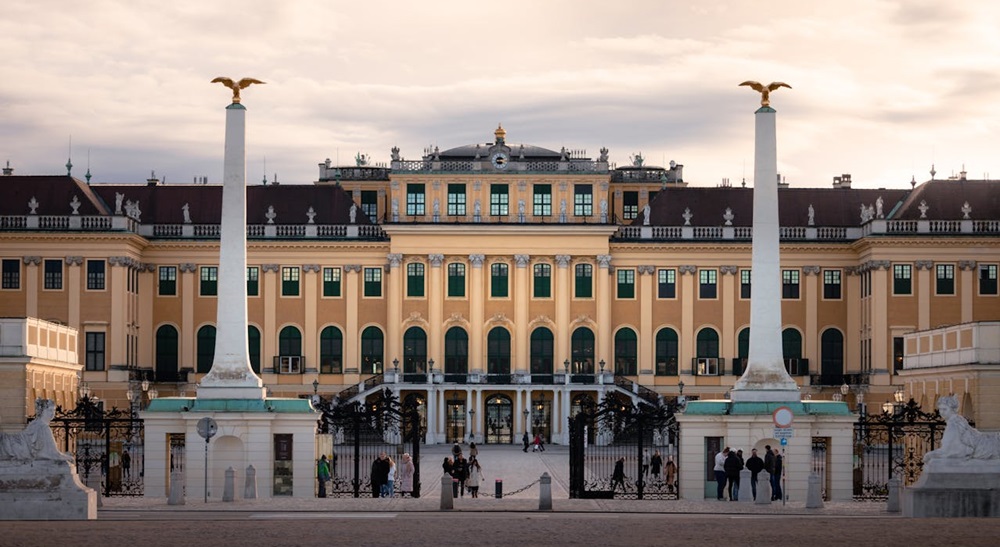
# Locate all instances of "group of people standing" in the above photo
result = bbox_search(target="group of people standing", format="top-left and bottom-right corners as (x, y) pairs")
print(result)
(713, 445), (783, 501)
(610, 450), (678, 494)
(316, 451), (415, 498)
(443, 442), (484, 498)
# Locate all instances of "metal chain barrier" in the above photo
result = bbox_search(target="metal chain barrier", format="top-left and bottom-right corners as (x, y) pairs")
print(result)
(480, 478), (541, 498)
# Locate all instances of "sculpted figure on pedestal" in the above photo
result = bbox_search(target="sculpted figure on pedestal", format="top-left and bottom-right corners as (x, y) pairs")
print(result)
(0, 399), (72, 462)
(923, 395), (1000, 462)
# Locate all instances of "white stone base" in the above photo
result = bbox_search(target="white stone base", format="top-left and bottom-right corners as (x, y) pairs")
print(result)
(195, 385), (268, 400)
(902, 459), (1000, 517)
(0, 460), (97, 520)
(729, 389), (801, 403)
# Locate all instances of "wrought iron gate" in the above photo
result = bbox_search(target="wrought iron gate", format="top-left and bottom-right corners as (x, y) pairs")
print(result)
(569, 394), (681, 500)
(317, 388), (422, 498)
(853, 398), (945, 501)
(48, 397), (145, 497)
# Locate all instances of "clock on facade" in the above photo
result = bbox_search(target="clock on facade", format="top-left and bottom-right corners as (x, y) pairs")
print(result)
(491, 152), (509, 170)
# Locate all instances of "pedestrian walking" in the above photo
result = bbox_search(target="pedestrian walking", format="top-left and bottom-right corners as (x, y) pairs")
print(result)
(642, 449), (650, 478)
(611, 457), (626, 493)
(771, 448), (784, 501)
(467, 456), (483, 498)
(317, 455), (330, 498)
(522, 432), (530, 452)
(469, 441), (478, 459)
(398, 453), (415, 497)
(382, 455), (396, 498)
(453, 454), (468, 497)
(664, 455), (677, 493)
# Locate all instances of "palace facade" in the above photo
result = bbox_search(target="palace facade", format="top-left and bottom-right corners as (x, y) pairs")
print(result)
(2, 125), (999, 442)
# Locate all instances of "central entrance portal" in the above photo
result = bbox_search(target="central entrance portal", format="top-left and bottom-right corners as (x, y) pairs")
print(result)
(485, 394), (513, 444)
(446, 399), (466, 444)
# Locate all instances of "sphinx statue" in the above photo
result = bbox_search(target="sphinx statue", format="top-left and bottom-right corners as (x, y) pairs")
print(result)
(923, 394), (1000, 462)
(0, 399), (72, 462)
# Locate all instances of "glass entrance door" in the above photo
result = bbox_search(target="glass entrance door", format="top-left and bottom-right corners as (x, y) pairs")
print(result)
(446, 400), (466, 444)
(485, 395), (513, 444)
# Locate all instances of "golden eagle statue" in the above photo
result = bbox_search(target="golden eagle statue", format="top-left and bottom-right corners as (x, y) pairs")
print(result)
(739, 81), (791, 107)
(211, 77), (266, 104)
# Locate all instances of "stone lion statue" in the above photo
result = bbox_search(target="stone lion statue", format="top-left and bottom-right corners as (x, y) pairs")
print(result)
(0, 399), (73, 462)
(923, 394), (1000, 462)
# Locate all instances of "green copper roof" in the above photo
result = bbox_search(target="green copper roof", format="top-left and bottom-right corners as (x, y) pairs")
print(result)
(146, 397), (316, 413)
(682, 400), (852, 416)
(755, 106), (776, 113)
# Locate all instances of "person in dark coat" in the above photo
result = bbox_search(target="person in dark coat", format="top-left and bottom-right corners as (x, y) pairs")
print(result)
(371, 451), (390, 499)
(745, 448), (765, 501)
(453, 454), (469, 497)
(723, 449), (743, 500)
(522, 432), (530, 452)
(611, 457), (626, 494)
(771, 448), (784, 501)
(317, 455), (330, 498)
(650, 450), (663, 480)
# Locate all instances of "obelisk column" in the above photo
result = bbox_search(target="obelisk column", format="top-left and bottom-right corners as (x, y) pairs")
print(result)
(731, 100), (799, 402)
(199, 98), (266, 399)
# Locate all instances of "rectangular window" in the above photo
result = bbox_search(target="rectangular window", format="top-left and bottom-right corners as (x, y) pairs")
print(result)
(533, 263), (551, 298)
(200, 266), (218, 296)
(364, 267), (382, 297)
(782, 269), (800, 299)
(936, 264), (955, 295)
(448, 262), (466, 297)
(740, 269), (752, 299)
(447, 184), (466, 216)
(490, 184), (509, 216)
(699, 269), (717, 299)
(491, 263), (508, 298)
(407, 263), (425, 297)
(1, 259), (19, 289)
(246, 266), (259, 296)
(281, 267), (300, 296)
(573, 184), (593, 216)
(361, 190), (378, 220)
(623, 191), (639, 220)
(575, 264), (593, 298)
(893, 336), (904, 374)
(406, 183), (425, 216)
(980, 264), (998, 295)
(159, 266), (177, 296)
(44, 259), (63, 290)
(616, 269), (635, 299)
(893, 264), (912, 295)
(823, 269), (842, 299)
(85, 332), (105, 371)
(323, 267), (341, 297)
(657, 268), (676, 299)
(533, 184), (552, 217)
(86, 260), (106, 290)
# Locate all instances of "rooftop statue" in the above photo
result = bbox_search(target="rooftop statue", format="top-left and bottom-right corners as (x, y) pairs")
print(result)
(0, 399), (73, 462)
(211, 77), (266, 104)
(739, 81), (791, 107)
(923, 394), (1000, 462)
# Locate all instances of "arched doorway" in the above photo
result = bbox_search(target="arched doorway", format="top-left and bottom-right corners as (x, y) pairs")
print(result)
(614, 328), (637, 376)
(403, 392), (428, 443)
(530, 327), (554, 383)
(571, 393), (597, 444)
(446, 397), (466, 444)
(444, 327), (468, 382)
(530, 392), (552, 443)
(821, 328), (844, 383)
(278, 326), (302, 373)
(485, 394), (513, 444)
(487, 327), (511, 383)
(571, 327), (595, 379)
(403, 327), (427, 382)
(155, 325), (178, 381)
(196, 325), (216, 373)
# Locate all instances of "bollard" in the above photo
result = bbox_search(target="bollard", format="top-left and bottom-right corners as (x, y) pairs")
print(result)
(168, 469), (185, 505)
(886, 477), (901, 513)
(223, 466), (235, 502)
(244, 464), (257, 500)
(85, 472), (103, 508)
(440, 475), (454, 510)
(495, 479), (503, 499)
(755, 474), (771, 505)
(539, 472), (552, 510)
(805, 472), (824, 509)
(739, 468), (753, 503)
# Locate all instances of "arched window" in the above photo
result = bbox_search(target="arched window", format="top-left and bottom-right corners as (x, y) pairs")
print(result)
(571, 327), (595, 375)
(821, 328), (844, 382)
(196, 325), (216, 373)
(155, 325), (178, 381)
(655, 328), (678, 376)
(530, 327), (554, 380)
(248, 325), (261, 374)
(695, 327), (720, 375)
(614, 328), (637, 376)
(487, 327), (511, 381)
(735, 327), (750, 375)
(277, 326), (302, 373)
(444, 327), (468, 381)
(361, 326), (384, 374)
(782, 328), (805, 375)
(403, 327), (427, 380)
(320, 326), (343, 374)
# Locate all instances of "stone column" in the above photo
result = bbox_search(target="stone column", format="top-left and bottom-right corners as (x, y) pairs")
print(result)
(387, 254), (403, 366)
(108, 258), (127, 370)
(66, 257), (82, 336)
(916, 261), (931, 330)
(555, 255), (571, 365)
(639, 266), (654, 378)
(199, 102), (265, 398)
(180, 263), (197, 371)
(596, 255), (612, 367)
(732, 105), (798, 402)
(680, 266), (695, 370)
(803, 266), (819, 365)
(303, 265), (319, 373)
(23, 256), (40, 318)
(469, 254), (485, 373)
(513, 255), (530, 374)
(428, 254), (444, 366)
(343, 265), (360, 374)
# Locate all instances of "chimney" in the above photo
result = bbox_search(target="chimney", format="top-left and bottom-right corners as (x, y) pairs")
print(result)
(146, 170), (159, 186)
(832, 173), (852, 189)
(2, 161), (12, 176)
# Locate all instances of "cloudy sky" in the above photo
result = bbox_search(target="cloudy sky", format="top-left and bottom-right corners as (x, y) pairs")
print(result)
(3, 0), (1000, 188)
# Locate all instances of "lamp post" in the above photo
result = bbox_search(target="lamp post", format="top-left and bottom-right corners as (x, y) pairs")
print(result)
(393, 358), (399, 373)
(523, 408), (530, 435)
(564, 359), (570, 373)
(312, 379), (320, 406)
(468, 408), (476, 443)
(599, 359), (606, 375)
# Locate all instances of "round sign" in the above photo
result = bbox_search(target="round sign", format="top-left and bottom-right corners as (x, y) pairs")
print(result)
(197, 417), (218, 440)
(773, 406), (794, 428)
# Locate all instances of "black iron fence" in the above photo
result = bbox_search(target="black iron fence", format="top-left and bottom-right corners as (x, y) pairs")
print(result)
(852, 398), (945, 501)
(569, 394), (681, 500)
(317, 388), (422, 498)
(46, 397), (145, 497)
